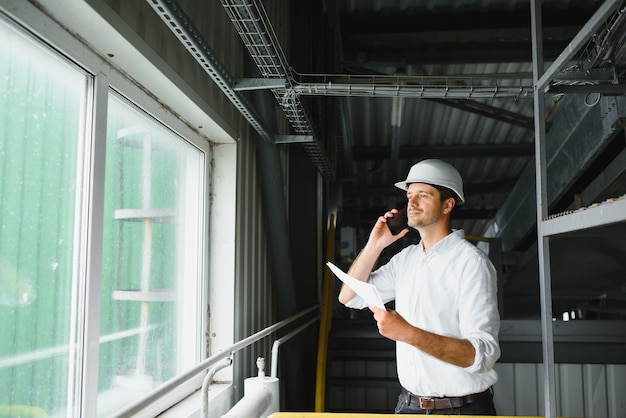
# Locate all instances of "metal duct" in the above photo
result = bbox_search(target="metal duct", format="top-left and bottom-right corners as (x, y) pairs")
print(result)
(146, 0), (273, 141)
(220, 0), (335, 181)
(146, 0), (334, 181)
(288, 78), (534, 99)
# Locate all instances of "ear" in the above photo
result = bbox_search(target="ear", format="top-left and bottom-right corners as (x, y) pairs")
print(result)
(442, 197), (456, 215)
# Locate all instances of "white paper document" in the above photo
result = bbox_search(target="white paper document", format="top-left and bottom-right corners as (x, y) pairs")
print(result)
(326, 261), (386, 309)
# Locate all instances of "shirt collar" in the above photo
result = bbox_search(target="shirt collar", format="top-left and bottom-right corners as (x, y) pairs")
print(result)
(420, 229), (465, 256)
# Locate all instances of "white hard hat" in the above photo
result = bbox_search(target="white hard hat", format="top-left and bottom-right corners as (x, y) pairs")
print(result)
(395, 159), (465, 204)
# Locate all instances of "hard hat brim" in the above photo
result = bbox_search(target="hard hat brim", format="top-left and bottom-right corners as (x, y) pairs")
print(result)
(394, 180), (465, 204)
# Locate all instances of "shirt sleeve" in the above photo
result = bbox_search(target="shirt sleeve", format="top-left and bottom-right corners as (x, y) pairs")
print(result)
(343, 295), (366, 309)
(459, 253), (501, 373)
(343, 248), (405, 310)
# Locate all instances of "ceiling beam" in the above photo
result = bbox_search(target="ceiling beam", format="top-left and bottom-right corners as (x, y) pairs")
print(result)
(342, 30), (578, 65)
(339, 7), (598, 64)
(428, 99), (535, 131)
(352, 143), (534, 160)
(339, 8), (595, 34)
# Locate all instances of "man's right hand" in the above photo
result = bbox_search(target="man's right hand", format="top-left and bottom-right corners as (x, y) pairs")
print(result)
(338, 209), (408, 305)
(368, 208), (409, 248)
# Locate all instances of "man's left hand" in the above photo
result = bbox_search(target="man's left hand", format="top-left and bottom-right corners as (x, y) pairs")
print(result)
(369, 305), (476, 368)
(369, 305), (413, 343)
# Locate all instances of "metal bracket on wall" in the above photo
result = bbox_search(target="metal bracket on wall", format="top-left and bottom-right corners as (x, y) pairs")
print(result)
(233, 78), (286, 91)
(274, 135), (314, 144)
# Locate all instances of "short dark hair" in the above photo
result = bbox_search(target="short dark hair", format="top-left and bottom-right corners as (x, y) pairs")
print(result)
(431, 184), (460, 209)
(407, 182), (460, 208)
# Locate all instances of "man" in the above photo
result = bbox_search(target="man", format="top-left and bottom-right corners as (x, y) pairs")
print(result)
(338, 159), (500, 415)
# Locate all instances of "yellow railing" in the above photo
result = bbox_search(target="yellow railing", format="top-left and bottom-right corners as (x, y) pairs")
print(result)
(314, 213), (336, 412)
(270, 414), (553, 418)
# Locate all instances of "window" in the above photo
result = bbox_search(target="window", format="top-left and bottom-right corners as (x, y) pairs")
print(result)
(97, 93), (205, 416)
(0, 12), (207, 417)
(0, 15), (89, 416)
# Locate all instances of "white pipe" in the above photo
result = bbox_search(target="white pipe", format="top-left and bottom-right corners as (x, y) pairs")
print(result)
(219, 385), (271, 418)
(270, 316), (319, 378)
(220, 357), (279, 418)
(201, 355), (233, 418)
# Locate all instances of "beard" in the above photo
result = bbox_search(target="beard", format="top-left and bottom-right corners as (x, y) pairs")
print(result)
(408, 209), (443, 229)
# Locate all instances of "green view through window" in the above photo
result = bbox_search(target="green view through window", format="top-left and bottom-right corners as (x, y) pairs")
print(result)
(97, 93), (205, 416)
(0, 15), (89, 417)
(0, 14), (206, 417)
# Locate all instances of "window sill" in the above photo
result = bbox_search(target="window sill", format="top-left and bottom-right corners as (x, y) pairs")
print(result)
(157, 382), (234, 418)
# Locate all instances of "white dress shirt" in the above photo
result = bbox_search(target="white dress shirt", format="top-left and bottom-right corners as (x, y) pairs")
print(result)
(345, 229), (500, 397)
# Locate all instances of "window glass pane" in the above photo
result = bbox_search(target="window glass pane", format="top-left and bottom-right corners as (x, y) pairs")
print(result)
(0, 15), (89, 416)
(98, 93), (205, 416)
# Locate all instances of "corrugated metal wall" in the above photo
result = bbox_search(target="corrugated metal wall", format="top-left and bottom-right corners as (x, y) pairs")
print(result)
(494, 363), (626, 417)
(234, 123), (281, 391)
(328, 357), (626, 416)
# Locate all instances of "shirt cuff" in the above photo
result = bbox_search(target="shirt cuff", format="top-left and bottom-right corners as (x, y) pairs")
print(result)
(344, 294), (367, 310)
(463, 337), (499, 373)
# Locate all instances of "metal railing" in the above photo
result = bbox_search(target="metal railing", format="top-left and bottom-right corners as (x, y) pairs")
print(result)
(270, 315), (320, 378)
(109, 305), (319, 418)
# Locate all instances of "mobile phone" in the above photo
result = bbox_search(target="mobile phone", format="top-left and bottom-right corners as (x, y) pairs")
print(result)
(386, 206), (409, 235)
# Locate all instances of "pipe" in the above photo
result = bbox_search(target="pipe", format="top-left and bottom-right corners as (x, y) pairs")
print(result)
(201, 355), (233, 418)
(247, 58), (297, 320)
(220, 388), (271, 418)
(270, 316), (319, 378)
(315, 214), (336, 412)
(221, 358), (278, 418)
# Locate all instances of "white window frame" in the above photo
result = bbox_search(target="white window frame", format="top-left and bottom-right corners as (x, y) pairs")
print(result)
(1, 1), (238, 417)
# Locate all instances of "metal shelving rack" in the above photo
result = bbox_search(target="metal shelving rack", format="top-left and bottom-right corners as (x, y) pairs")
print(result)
(530, 1), (626, 416)
(112, 126), (176, 389)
